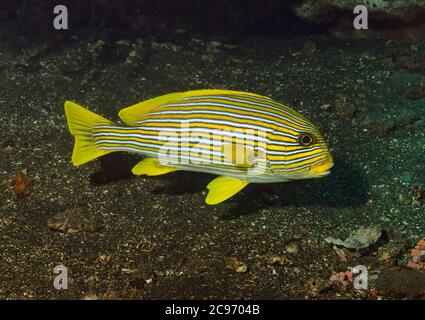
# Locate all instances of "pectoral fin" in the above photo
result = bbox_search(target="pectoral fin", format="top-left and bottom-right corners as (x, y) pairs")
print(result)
(222, 143), (255, 168)
(132, 158), (178, 176)
(205, 176), (249, 205)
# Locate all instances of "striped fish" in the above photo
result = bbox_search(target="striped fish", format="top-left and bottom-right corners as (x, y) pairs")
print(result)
(64, 89), (333, 204)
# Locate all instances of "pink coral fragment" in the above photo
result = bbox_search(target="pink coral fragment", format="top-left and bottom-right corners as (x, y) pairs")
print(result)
(407, 240), (425, 270)
(329, 271), (353, 288)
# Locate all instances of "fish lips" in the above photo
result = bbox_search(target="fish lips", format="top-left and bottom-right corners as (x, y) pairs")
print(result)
(309, 159), (334, 177)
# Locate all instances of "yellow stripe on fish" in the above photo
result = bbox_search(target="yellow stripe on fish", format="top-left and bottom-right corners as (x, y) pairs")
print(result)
(64, 89), (333, 205)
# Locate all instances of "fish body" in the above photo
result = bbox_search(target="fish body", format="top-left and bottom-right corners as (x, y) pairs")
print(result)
(65, 89), (333, 204)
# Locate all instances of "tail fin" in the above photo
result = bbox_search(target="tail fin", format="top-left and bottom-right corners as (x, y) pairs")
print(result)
(64, 100), (115, 166)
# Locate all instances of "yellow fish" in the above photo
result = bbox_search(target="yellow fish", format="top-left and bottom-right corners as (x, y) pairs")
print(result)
(64, 89), (333, 204)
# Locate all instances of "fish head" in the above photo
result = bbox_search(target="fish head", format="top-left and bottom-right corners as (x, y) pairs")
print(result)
(269, 128), (334, 180)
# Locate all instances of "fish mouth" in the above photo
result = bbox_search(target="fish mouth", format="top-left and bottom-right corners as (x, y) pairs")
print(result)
(310, 158), (334, 177)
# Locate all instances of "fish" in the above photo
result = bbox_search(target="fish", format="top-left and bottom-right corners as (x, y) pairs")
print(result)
(64, 89), (333, 205)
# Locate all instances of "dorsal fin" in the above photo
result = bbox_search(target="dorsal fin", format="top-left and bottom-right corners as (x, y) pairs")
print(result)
(118, 89), (268, 126)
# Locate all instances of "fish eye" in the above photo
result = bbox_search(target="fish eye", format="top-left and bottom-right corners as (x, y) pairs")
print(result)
(299, 133), (315, 146)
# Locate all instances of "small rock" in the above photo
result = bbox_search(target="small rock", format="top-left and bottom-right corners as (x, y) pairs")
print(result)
(227, 257), (248, 273)
(13, 170), (31, 198)
(392, 69), (425, 100)
(376, 269), (425, 299)
(410, 185), (423, 208)
(332, 245), (348, 263)
(87, 40), (106, 60)
(129, 269), (155, 289)
(325, 226), (382, 249)
(333, 94), (358, 120)
(308, 277), (330, 296)
(175, 28), (186, 34)
(98, 254), (114, 263)
(47, 207), (101, 234)
(320, 104), (331, 110)
(285, 240), (300, 254)
(399, 172), (413, 184)
(1, 137), (16, 149)
(360, 111), (418, 135)
(302, 41), (316, 56)
(411, 199), (421, 209)
(266, 255), (293, 267)
(378, 241), (406, 266)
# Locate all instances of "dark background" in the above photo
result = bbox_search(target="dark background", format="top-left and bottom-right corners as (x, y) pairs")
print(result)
(2, 0), (424, 44)
(0, 0), (327, 37)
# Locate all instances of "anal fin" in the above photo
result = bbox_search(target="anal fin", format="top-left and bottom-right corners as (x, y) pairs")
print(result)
(205, 176), (249, 205)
